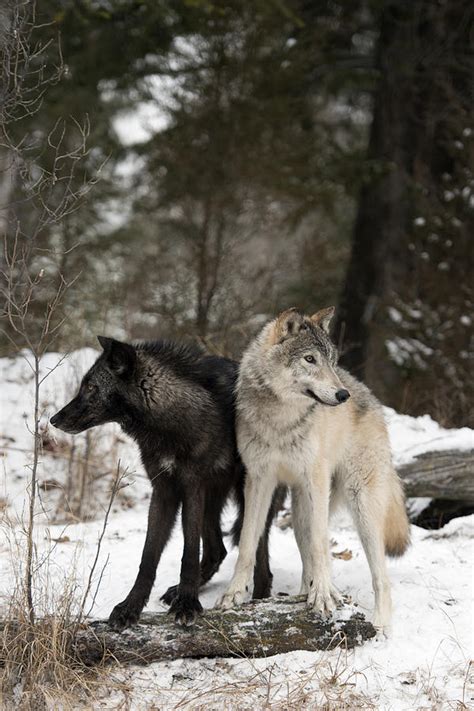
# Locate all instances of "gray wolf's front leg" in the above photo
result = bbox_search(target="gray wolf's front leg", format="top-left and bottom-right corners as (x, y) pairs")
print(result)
(291, 485), (312, 594)
(218, 470), (276, 609)
(300, 469), (341, 616)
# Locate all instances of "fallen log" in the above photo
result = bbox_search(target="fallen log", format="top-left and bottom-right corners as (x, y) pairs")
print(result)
(397, 449), (474, 500)
(73, 596), (376, 666)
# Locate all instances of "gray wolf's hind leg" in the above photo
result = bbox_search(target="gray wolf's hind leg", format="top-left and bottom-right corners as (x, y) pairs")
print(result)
(347, 486), (392, 633)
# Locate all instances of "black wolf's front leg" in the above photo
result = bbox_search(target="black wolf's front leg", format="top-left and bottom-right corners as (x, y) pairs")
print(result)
(168, 484), (205, 626)
(161, 488), (227, 606)
(109, 478), (179, 631)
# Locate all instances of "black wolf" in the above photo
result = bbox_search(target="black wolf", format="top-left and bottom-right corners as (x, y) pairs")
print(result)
(51, 337), (282, 629)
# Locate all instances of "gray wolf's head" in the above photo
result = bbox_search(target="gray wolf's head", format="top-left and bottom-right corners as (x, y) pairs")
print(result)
(50, 337), (137, 434)
(255, 307), (350, 407)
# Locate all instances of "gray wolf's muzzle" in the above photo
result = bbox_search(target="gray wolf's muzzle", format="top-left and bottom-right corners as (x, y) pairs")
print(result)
(335, 388), (350, 403)
(305, 387), (350, 406)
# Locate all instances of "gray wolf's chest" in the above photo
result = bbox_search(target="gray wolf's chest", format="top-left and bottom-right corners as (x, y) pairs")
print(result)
(238, 403), (318, 479)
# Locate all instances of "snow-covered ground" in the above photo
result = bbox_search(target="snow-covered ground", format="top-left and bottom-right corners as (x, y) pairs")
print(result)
(0, 350), (473, 709)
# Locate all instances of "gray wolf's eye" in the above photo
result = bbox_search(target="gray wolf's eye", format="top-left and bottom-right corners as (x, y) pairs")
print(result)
(304, 355), (315, 364)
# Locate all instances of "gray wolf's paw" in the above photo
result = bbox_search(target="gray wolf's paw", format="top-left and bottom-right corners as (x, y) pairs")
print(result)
(217, 588), (245, 610)
(169, 595), (203, 626)
(373, 612), (391, 639)
(161, 584), (179, 606)
(108, 598), (143, 631)
(307, 581), (338, 618)
(329, 583), (344, 608)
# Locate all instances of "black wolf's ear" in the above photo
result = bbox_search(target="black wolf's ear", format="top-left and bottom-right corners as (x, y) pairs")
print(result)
(310, 306), (335, 334)
(97, 336), (136, 377)
(271, 308), (305, 344)
(97, 336), (112, 352)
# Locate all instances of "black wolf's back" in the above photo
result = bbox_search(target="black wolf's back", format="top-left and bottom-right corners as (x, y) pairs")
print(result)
(136, 340), (237, 415)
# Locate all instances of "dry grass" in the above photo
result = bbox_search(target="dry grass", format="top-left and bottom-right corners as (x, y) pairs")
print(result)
(0, 466), (124, 710)
(1, 590), (97, 710)
(103, 650), (380, 711)
(99, 651), (469, 711)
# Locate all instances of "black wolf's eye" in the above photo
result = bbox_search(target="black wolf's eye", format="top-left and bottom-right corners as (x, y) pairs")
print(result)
(304, 355), (315, 364)
(86, 382), (96, 394)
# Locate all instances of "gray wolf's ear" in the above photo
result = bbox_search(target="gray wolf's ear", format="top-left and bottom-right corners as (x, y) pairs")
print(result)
(310, 306), (335, 334)
(97, 336), (136, 377)
(271, 308), (304, 344)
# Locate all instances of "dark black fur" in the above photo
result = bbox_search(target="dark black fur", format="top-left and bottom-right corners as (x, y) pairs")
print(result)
(51, 337), (283, 629)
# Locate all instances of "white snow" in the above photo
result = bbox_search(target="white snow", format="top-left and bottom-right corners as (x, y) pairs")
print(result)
(385, 407), (474, 467)
(0, 349), (472, 709)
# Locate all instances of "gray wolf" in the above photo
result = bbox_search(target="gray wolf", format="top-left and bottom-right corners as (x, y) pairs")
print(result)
(219, 307), (410, 633)
(51, 337), (283, 628)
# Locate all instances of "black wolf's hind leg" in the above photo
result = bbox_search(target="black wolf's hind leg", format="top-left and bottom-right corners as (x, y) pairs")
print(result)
(109, 479), (179, 631)
(161, 489), (227, 605)
(199, 489), (227, 585)
(160, 584), (179, 606)
(252, 486), (287, 599)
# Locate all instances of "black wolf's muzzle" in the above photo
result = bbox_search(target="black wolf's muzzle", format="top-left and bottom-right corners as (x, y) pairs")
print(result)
(50, 407), (78, 433)
(49, 411), (61, 427)
(50, 397), (93, 434)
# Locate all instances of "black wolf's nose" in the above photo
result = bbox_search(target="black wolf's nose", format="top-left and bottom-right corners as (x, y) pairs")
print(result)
(335, 389), (350, 403)
(50, 413), (60, 427)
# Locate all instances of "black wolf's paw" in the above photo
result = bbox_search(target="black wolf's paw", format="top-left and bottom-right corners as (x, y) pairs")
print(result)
(108, 599), (143, 631)
(161, 584), (179, 606)
(168, 595), (203, 626)
(199, 546), (227, 585)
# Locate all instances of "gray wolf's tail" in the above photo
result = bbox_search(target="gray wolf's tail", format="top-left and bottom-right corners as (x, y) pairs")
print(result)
(384, 471), (411, 557)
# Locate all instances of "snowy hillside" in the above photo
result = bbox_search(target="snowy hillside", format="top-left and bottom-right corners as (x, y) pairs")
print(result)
(0, 350), (472, 709)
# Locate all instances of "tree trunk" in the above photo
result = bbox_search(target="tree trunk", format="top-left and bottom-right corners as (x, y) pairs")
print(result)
(399, 449), (474, 500)
(336, 2), (413, 375)
(336, 0), (473, 404)
(73, 597), (376, 666)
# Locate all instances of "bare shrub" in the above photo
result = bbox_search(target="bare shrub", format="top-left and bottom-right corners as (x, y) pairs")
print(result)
(0, 5), (122, 707)
(0, 464), (124, 710)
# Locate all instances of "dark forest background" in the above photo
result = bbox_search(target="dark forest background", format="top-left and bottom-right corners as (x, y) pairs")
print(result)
(1, 0), (473, 427)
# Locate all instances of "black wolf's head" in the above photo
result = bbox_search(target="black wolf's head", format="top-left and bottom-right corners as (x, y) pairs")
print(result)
(265, 307), (351, 407)
(50, 337), (137, 434)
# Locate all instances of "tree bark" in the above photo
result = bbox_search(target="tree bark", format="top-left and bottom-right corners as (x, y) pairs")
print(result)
(73, 597), (376, 666)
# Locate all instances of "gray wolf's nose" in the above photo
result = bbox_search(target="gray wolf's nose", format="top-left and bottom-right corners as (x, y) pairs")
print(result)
(335, 389), (350, 403)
